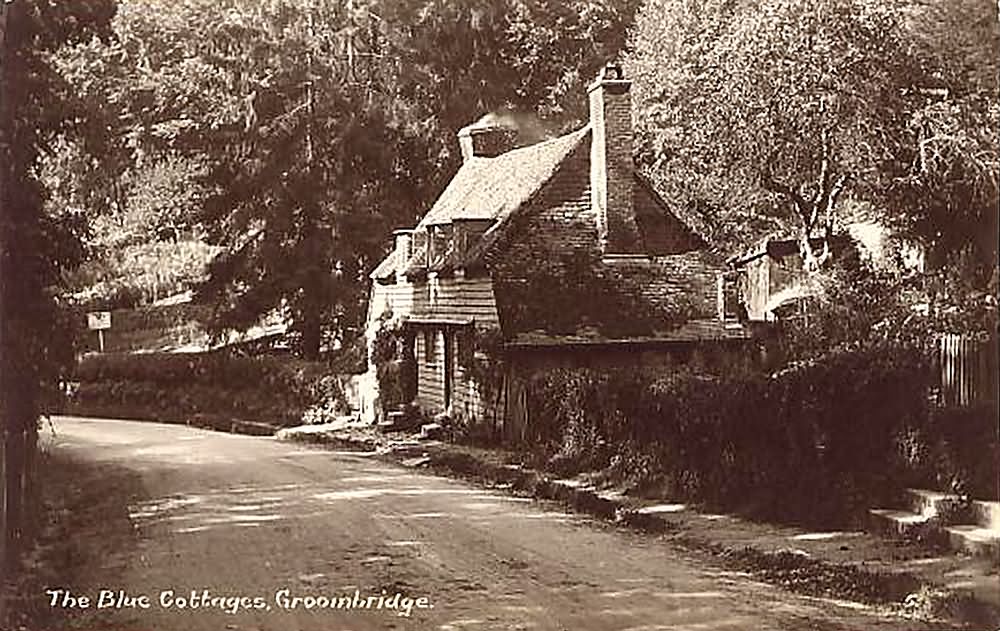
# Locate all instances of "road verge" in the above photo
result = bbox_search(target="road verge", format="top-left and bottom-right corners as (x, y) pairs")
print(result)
(277, 423), (1000, 630)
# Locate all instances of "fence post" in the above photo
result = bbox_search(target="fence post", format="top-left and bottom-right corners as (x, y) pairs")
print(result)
(0, 430), (6, 574)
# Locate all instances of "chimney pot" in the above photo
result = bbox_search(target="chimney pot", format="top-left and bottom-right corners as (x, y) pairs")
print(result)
(458, 123), (517, 161)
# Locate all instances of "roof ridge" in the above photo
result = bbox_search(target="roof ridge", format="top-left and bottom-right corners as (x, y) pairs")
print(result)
(460, 125), (589, 166)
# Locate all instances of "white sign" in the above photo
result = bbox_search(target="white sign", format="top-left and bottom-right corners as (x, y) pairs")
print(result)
(87, 311), (112, 331)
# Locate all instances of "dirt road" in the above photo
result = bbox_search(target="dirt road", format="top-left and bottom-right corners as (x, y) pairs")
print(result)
(40, 416), (922, 631)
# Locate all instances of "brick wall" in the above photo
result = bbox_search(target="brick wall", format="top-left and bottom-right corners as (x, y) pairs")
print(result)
(602, 253), (720, 320)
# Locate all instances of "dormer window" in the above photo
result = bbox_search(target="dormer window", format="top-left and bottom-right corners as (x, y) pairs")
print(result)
(427, 225), (437, 265)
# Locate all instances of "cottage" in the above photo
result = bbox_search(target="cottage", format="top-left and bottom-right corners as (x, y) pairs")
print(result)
(363, 64), (752, 438)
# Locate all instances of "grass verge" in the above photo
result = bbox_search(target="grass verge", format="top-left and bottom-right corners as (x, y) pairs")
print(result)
(0, 451), (146, 630)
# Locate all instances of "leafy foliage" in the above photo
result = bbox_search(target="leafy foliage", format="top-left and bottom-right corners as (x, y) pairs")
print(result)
(896, 1), (1000, 278)
(454, 325), (507, 434)
(49, 0), (639, 358)
(627, 0), (998, 279)
(1, 0), (116, 429)
(775, 238), (998, 365)
(69, 351), (345, 427)
(0, 0), (115, 568)
(526, 343), (935, 525)
(629, 0), (924, 257)
(65, 241), (219, 310)
(371, 315), (415, 416)
(496, 250), (694, 337)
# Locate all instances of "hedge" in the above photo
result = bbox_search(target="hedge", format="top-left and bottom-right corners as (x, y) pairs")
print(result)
(912, 403), (999, 500)
(65, 351), (345, 428)
(526, 344), (938, 526)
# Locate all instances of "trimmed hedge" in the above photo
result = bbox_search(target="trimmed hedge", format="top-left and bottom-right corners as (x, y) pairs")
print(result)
(66, 351), (345, 427)
(526, 344), (936, 526)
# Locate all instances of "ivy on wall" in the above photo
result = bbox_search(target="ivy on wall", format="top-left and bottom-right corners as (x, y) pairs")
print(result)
(459, 326), (505, 405)
(523, 342), (941, 525)
(371, 312), (416, 416)
(494, 250), (693, 338)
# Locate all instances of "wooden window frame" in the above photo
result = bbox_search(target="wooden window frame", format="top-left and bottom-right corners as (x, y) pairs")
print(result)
(423, 329), (436, 366)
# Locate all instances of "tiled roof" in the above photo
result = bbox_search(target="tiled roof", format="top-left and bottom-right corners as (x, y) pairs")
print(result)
(633, 174), (705, 255)
(636, 168), (714, 243)
(417, 128), (590, 229)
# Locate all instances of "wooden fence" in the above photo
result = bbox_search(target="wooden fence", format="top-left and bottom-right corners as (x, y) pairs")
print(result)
(936, 333), (998, 407)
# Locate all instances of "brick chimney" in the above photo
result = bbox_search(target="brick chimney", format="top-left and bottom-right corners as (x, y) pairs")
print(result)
(589, 63), (642, 254)
(458, 122), (517, 161)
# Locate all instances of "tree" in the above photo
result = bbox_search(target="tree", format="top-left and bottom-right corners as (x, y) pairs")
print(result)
(627, 0), (927, 269)
(0, 0), (115, 569)
(895, 0), (999, 281)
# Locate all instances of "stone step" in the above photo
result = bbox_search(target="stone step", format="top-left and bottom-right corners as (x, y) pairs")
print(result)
(868, 508), (933, 537)
(904, 488), (959, 517)
(945, 524), (1000, 559)
(869, 506), (1000, 559)
(970, 499), (1000, 530)
(905, 489), (1000, 530)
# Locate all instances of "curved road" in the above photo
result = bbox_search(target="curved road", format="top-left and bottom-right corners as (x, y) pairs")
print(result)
(43, 416), (917, 631)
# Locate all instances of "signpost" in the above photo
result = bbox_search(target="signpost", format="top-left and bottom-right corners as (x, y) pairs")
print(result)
(87, 311), (111, 352)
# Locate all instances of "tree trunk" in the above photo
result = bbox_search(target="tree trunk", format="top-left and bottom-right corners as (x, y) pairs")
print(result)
(0, 0), (14, 577)
(762, 130), (846, 273)
(298, 4), (323, 362)
(0, 1), (43, 574)
(300, 296), (323, 360)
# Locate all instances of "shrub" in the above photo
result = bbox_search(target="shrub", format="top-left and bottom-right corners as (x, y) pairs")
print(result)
(917, 403), (999, 499)
(66, 351), (345, 427)
(524, 343), (934, 526)
(371, 316), (416, 417)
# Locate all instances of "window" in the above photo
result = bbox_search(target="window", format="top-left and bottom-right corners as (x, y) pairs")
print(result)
(423, 330), (435, 365)
(429, 275), (439, 306)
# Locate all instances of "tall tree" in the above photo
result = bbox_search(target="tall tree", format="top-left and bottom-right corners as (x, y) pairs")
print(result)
(628, 0), (998, 281)
(0, 0), (115, 567)
(627, 0), (928, 268)
(896, 0), (999, 279)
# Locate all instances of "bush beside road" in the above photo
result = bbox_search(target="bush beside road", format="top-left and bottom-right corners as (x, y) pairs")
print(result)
(59, 352), (347, 429)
